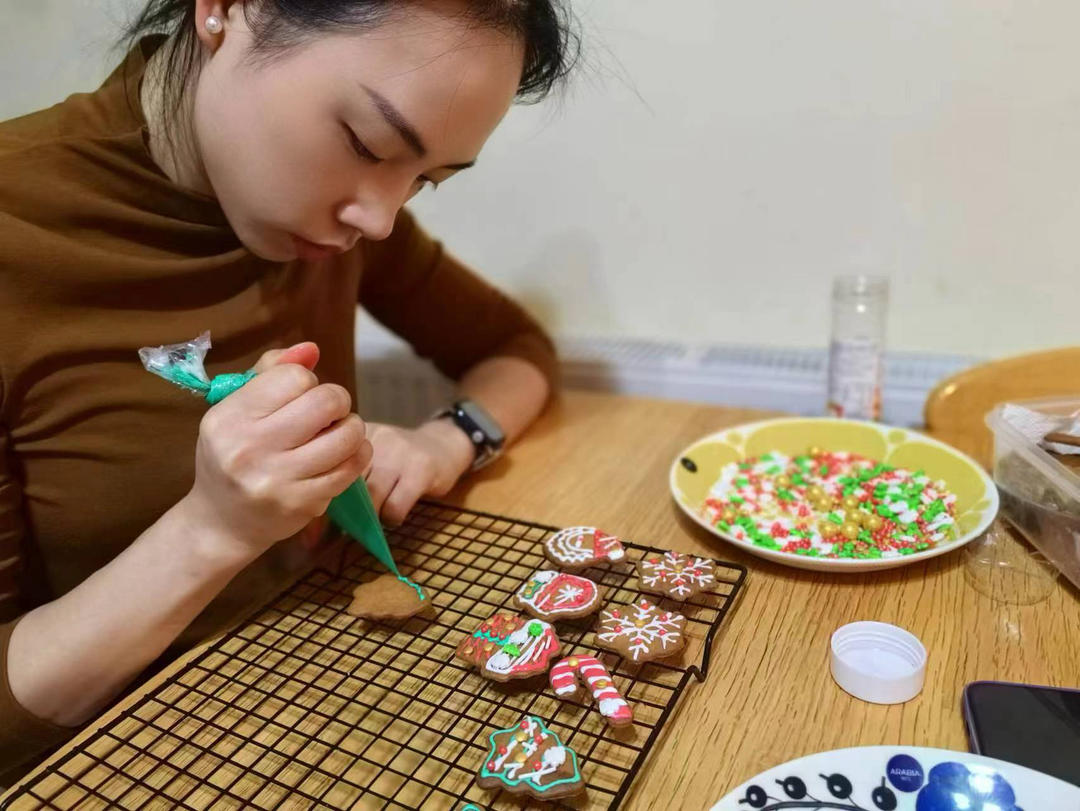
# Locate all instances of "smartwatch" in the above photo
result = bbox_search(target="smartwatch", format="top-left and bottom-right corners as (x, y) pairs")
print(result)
(435, 400), (506, 471)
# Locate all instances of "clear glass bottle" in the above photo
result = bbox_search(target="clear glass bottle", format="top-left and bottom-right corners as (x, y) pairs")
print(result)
(826, 275), (889, 420)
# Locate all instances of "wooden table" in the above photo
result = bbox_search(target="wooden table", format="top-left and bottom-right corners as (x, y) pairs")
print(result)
(6, 390), (1080, 809)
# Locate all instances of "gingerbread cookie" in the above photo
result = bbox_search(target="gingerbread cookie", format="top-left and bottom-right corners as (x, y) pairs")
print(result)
(543, 526), (625, 571)
(456, 612), (561, 681)
(477, 715), (585, 800)
(347, 573), (429, 620)
(635, 551), (716, 601)
(514, 570), (602, 620)
(549, 655), (633, 727)
(594, 600), (686, 663)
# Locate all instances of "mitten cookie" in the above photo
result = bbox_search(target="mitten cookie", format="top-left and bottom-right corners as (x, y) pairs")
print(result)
(514, 570), (602, 620)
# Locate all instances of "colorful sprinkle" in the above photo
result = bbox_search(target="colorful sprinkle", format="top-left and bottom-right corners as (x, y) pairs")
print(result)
(702, 449), (958, 560)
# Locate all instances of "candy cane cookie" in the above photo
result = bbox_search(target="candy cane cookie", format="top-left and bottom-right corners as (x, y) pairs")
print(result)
(549, 655), (633, 727)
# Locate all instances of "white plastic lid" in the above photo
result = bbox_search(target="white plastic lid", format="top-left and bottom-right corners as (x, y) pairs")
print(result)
(830, 621), (927, 705)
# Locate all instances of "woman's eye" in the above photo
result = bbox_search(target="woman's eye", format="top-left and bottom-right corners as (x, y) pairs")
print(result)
(344, 125), (380, 162)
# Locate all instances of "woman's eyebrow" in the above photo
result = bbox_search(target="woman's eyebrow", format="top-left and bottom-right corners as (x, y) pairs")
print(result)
(360, 84), (477, 172)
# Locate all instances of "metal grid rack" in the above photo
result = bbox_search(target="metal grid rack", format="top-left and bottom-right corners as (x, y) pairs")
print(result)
(2, 503), (747, 810)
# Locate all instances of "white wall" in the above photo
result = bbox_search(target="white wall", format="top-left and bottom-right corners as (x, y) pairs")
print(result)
(4, 1), (1076, 357)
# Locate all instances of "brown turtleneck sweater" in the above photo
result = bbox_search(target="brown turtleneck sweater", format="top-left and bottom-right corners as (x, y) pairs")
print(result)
(0, 37), (556, 781)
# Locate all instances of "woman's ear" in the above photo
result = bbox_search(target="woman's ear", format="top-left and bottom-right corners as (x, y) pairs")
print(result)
(193, 0), (235, 52)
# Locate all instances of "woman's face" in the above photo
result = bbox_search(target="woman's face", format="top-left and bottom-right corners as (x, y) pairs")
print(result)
(191, 2), (524, 261)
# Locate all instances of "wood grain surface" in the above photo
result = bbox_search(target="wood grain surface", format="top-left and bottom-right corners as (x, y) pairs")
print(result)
(5, 390), (1079, 810)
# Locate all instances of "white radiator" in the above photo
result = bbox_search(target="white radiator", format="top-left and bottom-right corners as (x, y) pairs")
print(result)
(354, 321), (977, 429)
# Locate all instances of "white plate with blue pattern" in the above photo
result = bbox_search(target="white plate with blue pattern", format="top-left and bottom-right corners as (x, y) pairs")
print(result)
(711, 746), (1079, 810)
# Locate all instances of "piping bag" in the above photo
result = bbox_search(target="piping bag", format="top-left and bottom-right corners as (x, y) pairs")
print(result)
(138, 332), (423, 599)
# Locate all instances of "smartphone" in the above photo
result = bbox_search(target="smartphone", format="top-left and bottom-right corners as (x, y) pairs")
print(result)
(963, 680), (1080, 788)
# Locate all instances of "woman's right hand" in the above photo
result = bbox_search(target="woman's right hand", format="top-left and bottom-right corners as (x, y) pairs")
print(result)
(185, 342), (372, 555)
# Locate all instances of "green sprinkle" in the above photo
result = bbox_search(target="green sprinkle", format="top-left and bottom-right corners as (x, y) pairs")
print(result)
(760, 453), (774, 462)
(777, 488), (795, 501)
(765, 465), (781, 475)
(916, 542), (930, 551)
(838, 476), (855, 485)
(899, 548), (914, 556)
(527, 622), (543, 637)
(739, 463), (752, 471)
(717, 520), (731, 532)
(858, 530), (872, 542)
(504, 644), (521, 656)
(828, 513), (844, 525)
(819, 465), (829, 476)
(735, 477), (750, 488)
(791, 473), (806, 486)
(731, 495), (745, 504)
(877, 504), (893, 517)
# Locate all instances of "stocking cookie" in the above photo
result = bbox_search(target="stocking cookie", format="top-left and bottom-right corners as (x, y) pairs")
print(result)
(549, 655), (634, 727)
(514, 570), (602, 620)
(543, 526), (625, 571)
(456, 612), (561, 681)
(347, 573), (429, 620)
(477, 715), (585, 801)
(595, 600), (686, 664)
(635, 551), (716, 601)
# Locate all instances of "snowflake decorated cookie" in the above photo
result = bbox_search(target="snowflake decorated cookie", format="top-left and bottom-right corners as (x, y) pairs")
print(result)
(513, 569), (602, 620)
(594, 600), (686, 664)
(543, 526), (625, 572)
(455, 612), (561, 682)
(635, 551), (716, 601)
(476, 715), (585, 801)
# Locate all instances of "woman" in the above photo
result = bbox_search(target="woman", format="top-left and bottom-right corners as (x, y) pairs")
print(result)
(0, 0), (574, 781)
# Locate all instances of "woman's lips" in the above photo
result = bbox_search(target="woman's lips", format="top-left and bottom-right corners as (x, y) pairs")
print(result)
(290, 234), (345, 261)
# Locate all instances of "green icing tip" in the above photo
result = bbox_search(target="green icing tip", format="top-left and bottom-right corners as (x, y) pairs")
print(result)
(504, 644), (521, 657)
(397, 575), (425, 602)
(527, 622), (542, 637)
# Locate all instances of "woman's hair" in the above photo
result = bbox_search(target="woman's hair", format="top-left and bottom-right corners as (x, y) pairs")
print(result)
(123, 0), (578, 127)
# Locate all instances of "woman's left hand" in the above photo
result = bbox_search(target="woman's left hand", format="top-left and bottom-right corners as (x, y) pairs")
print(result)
(363, 420), (476, 525)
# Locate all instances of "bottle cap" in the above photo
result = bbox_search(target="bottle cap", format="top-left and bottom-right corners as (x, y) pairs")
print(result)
(830, 621), (926, 705)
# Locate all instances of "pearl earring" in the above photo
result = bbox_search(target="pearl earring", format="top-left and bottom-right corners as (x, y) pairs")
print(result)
(204, 15), (223, 34)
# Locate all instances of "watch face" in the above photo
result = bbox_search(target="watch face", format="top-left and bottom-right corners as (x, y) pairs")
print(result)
(460, 401), (504, 444)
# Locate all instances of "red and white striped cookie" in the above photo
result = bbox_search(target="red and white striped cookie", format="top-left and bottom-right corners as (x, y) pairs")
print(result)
(549, 655), (633, 727)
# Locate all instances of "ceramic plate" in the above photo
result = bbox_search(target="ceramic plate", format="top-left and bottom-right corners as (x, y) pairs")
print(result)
(670, 418), (998, 572)
(711, 745), (1079, 809)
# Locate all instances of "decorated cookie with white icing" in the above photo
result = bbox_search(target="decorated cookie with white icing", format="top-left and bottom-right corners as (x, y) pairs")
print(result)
(543, 526), (625, 572)
(594, 600), (686, 664)
(476, 715), (585, 801)
(455, 612), (561, 682)
(513, 569), (602, 620)
(635, 551), (716, 601)
(549, 655), (634, 727)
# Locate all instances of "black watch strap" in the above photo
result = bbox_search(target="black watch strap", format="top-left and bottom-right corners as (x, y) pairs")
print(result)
(435, 400), (505, 471)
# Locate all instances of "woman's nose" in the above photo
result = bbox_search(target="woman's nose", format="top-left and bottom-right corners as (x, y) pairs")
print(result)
(337, 203), (395, 242)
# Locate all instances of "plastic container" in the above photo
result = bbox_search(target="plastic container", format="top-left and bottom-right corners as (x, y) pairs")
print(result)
(826, 275), (889, 420)
(986, 397), (1080, 590)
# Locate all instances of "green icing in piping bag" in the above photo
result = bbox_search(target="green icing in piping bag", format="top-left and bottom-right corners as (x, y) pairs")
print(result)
(138, 332), (423, 598)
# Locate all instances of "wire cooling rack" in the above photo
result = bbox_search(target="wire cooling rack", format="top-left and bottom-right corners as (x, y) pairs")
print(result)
(2, 503), (746, 810)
